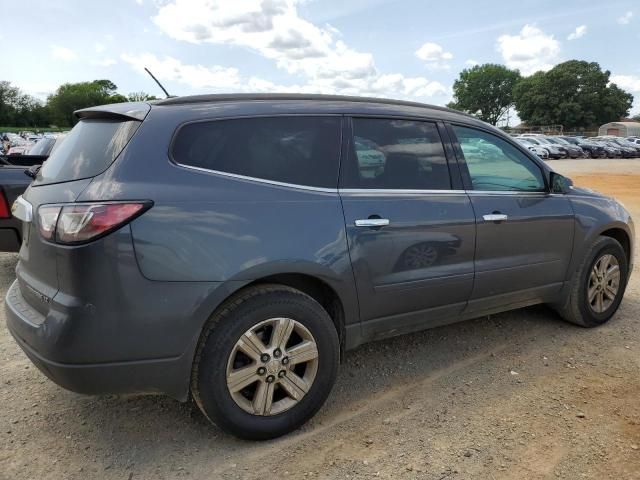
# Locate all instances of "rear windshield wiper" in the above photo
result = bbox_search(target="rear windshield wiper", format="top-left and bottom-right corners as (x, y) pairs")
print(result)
(24, 164), (42, 179)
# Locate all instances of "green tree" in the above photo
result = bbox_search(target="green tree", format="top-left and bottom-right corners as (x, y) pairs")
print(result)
(513, 61), (634, 129)
(0, 81), (21, 125)
(0, 81), (50, 127)
(127, 91), (158, 102)
(447, 64), (521, 125)
(631, 114), (640, 122)
(47, 79), (128, 127)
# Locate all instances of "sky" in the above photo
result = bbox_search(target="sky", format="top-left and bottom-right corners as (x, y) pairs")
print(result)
(3, 0), (640, 118)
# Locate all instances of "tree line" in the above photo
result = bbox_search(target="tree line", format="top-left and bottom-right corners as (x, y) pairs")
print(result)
(0, 80), (157, 128)
(447, 60), (637, 128)
(1, 59), (638, 129)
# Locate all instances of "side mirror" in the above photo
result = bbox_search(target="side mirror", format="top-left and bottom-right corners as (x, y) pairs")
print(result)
(550, 172), (573, 194)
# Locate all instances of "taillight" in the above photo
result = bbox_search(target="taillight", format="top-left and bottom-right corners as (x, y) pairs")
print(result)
(0, 190), (10, 219)
(37, 202), (151, 245)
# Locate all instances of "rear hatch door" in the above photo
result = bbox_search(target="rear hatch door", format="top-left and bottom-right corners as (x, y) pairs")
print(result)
(17, 104), (148, 314)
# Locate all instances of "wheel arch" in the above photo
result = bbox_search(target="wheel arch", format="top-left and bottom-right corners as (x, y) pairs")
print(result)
(186, 262), (359, 382)
(246, 272), (347, 351)
(599, 227), (631, 264)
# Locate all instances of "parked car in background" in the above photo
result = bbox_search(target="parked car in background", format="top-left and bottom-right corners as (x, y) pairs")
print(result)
(0, 165), (33, 251)
(559, 136), (606, 158)
(591, 141), (622, 158)
(518, 137), (563, 159)
(594, 138), (636, 158)
(626, 137), (640, 146)
(26, 135), (66, 157)
(544, 137), (584, 158)
(0, 136), (65, 252)
(7, 143), (34, 156)
(514, 137), (549, 159)
(606, 137), (640, 155)
(5, 94), (635, 440)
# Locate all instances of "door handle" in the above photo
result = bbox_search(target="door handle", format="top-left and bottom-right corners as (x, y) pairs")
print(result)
(483, 213), (508, 222)
(355, 218), (390, 227)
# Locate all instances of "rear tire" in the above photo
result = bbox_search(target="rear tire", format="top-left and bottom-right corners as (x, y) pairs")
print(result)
(191, 284), (339, 440)
(553, 236), (628, 327)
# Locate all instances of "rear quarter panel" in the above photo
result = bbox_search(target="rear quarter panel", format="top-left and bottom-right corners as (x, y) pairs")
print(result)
(77, 103), (360, 329)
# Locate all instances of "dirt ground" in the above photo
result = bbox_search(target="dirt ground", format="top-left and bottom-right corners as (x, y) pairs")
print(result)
(1, 159), (639, 480)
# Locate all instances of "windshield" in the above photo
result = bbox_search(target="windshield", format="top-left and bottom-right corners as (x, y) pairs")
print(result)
(36, 119), (139, 185)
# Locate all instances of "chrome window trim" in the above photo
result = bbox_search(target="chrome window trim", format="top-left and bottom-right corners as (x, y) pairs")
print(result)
(339, 188), (466, 195)
(173, 162), (339, 193)
(172, 164), (560, 197)
(466, 190), (549, 196)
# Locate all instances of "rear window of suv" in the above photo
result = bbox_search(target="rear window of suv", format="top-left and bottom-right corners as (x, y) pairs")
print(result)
(36, 119), (139, 185)
(171, 116), (341, 189)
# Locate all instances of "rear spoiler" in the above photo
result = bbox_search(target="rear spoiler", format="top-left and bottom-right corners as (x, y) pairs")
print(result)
(74, 102), (151, 121)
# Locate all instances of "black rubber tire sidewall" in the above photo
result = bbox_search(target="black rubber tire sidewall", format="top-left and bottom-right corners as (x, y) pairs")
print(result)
(575, 238), (628, 327)
(193, 286), (339, 440)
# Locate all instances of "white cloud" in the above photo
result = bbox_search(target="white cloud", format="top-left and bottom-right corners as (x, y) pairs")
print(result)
(95, 43), (106, 53)
(465, 59), (479, 67)
(147, 0), (448, 101)
(415, 42), (453, 69)
(617, 11), (633, 24)
(121, 54), (244, 90)
(611, 74), (640, 93)
(20, 82), (59, 101)
(496, 24), (560, 75)
(50, 45), (77, 62)
(567, 25), (587, 40)
(121, 53), (448, 100)
(153, 0), (376, 81)
(92, 58), (117, 67)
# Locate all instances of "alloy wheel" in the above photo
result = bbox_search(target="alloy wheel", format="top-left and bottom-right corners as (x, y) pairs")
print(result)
(587, 254), (620, 313)
(226, 318), (319, 416)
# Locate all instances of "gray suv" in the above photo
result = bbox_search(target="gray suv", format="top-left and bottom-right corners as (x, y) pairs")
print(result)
(6, 94), (634, 440)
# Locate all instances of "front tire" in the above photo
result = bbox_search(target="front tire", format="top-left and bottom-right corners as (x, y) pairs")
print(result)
(554, 236), (628, 327)
(191, 284), (339, 440)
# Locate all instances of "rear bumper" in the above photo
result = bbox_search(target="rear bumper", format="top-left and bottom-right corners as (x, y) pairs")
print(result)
(8, 322), (189, 399)
(5, 280), (194, 400)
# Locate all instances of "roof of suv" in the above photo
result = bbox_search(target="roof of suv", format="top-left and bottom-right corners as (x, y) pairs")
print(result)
(76, 93), (485, 126)
(154, 93), (465, 115)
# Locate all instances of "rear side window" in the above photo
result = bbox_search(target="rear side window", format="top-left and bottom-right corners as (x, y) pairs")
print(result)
(37, 119), (139, 185)
(341, 118), (451, 190)
(172, 116), (341, 189)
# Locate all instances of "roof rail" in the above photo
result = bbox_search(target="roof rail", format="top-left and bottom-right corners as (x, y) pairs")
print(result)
(154, 92), (459, 114)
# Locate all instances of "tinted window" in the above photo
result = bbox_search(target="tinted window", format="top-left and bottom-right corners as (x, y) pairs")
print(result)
(453, 126), (545, 192)
(37, 119), (139, 185)
(342, 118), (450, 190)
(172, 117), (341, 188)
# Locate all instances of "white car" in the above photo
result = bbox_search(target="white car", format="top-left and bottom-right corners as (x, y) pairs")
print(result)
(514, 138), (549, 159)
